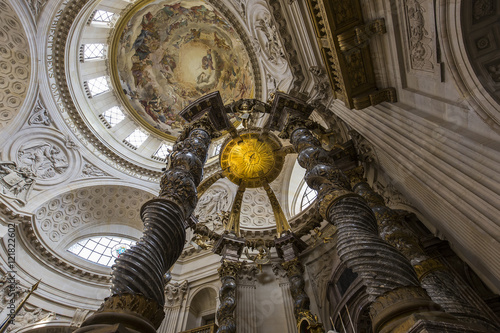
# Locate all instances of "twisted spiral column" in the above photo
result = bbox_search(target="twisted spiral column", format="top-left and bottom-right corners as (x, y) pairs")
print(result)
(217, 261), (241, 333)
(285, 123), (447, 332)
(282, 258), (310, 318)
(76, 127), (212, 333)
(350, 177), (500, 331)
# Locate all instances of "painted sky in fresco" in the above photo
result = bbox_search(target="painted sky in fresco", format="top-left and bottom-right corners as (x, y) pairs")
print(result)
(117, 0), (255, 137)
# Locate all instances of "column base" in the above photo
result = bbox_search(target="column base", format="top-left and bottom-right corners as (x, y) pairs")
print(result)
(370, 287), (492, 333)
(395, 313), (492, 333)
(73, 294), (163, 333)
(72, 313), (157, 333)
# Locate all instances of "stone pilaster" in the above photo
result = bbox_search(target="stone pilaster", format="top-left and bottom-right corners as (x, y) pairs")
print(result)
(157, 281), (188, 333)
(348, 169), (500, 331)
(236, 265), (258, 333)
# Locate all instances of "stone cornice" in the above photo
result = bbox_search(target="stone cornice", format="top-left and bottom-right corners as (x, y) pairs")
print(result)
(0, 197), (32, 225)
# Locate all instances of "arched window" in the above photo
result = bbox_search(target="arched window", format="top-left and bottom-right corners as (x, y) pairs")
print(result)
(68, 236), (135, 267)
(300, 185), (317, 211)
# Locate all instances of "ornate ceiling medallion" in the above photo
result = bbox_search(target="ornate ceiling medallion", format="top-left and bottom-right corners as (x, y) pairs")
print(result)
(109, 0), (257, 140)
(220, 132), (284, 188)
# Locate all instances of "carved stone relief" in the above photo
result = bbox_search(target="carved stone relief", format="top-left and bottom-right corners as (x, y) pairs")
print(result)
(0, 0), (31, 129)
(0, 273), (28, 312)
(404, 0), (434, 72)
(28, 97), (51, 126)
(34, 186), (154, 242)
(165, 281), (188, 308)
(6, 130), (81, 186)
(305, 251), (335, 309)
(248, 0), (294, 95)
(0, 162), (35, 206)
(26, 0), (49, 21)
(307, 66), (333, 108)
(194, 187), (231, 233)
(80, 162), (110, 178)
(230, 0), (246, 19)
(254, 15), (286, 66)
(7, 307), (57, 332)
(17, 143), (69, 180)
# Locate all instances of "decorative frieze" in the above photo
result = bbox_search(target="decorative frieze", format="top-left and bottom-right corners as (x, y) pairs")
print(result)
(80, 162), (110, 178)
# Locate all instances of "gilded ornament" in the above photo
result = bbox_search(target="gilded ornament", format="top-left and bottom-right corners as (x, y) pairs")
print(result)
(98, 294), (165, 328)
(220, 132), (284, 188)
(413, 258), (447, 281)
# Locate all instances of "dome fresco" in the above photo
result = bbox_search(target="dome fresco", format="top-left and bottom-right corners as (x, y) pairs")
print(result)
(114, 0), (255, 138)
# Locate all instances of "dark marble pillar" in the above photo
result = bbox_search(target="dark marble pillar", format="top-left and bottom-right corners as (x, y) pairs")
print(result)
(347, 168), (500, 332)
(75, 118), (214, 333)
(280, 117), (487, 333)
(213, 234), (245, 333)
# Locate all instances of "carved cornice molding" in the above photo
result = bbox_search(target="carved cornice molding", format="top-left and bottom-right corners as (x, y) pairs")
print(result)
(305, 0), (396, 110)
(0, 197), (32, 225)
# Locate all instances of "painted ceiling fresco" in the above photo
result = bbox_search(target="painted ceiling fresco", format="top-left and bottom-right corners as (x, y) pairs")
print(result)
(117, 0), (255, 137)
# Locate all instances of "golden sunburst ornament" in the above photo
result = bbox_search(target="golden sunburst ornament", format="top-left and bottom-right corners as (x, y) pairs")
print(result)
(220, 132), (284, 188)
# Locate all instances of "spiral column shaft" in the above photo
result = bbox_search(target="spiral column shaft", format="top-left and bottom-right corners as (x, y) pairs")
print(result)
(350, 177), (500, 331)
(283, 121), (446, 332)
(75, 126), (212, 333)
(217, 261), (241, 333)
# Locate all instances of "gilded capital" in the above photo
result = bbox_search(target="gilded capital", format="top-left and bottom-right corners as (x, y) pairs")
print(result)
(98, 294), (165, 328)
(413, 258), (447, 281)
(344, 165), (365, 187)
(218, 260), (242, 278)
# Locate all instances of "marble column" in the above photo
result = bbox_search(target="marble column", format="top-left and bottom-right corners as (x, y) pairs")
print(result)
(281, 117), (487, 333)
(74, 117), (215, 333)
(347, 168), (500, 332)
